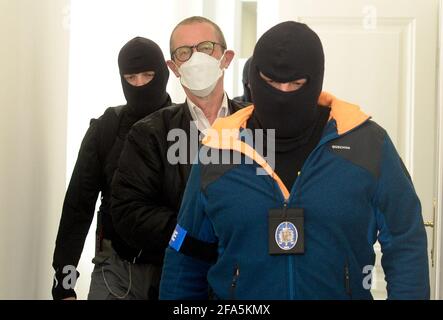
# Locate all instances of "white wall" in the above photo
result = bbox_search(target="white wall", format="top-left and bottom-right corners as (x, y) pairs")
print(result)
(0, 0), (70, 299)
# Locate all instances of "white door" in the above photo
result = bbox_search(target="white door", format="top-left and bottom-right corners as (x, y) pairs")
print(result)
(256, 0), (439, 299)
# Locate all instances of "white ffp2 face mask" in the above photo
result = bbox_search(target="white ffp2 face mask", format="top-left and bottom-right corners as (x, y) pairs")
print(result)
(178, 52), (224, 97)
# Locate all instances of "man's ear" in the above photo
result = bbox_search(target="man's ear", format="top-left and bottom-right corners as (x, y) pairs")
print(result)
(221, 50), (235, 69)
(167, 60), (180, 78)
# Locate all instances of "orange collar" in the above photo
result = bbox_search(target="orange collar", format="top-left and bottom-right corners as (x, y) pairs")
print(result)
(202, 92), (370, 200)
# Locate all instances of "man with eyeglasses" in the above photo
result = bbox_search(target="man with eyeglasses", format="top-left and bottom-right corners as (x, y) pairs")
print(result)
(166, 17), (238, 132)
(111, 16), (247, 299)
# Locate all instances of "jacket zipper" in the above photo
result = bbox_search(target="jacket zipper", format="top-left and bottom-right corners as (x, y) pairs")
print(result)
(274, 128), (356, 299)
(230, 264), (240, 300)
(269, 122), (368, 300)
(344, 262), (352, 299)
(282, 201), (296, 300)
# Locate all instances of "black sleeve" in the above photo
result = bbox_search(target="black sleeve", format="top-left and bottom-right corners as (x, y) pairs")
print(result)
(52, 120), (102, 299)
(111, 122), (177, 259)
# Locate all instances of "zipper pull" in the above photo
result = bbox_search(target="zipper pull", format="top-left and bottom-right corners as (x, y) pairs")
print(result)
(344, 263), (352, 297)
(230, 265), (240, 299)
(283, 200), (289, 219)
(232, 265), (240, 287)
(133, 249), (143, 264)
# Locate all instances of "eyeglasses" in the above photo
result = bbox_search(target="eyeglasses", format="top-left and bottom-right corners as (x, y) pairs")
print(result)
(172, 41), (226, 62)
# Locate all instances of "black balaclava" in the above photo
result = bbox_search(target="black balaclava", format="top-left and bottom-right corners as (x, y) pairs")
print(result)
(241, 57), (252, 103)
(249, 21), (325, 139)
(118, 37), (170, 117)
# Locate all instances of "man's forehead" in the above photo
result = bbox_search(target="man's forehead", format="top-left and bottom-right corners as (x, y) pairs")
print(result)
(172, 22), (216, 46)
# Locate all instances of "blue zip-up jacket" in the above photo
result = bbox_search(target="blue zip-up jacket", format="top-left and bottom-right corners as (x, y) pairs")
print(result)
(160, 92), (429, 300)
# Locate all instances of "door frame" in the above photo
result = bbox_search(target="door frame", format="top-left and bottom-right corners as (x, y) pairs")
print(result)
(435, 0), (443, 301)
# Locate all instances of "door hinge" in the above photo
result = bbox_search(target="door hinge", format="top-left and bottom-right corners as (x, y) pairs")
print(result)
(424, 199), (436, 267)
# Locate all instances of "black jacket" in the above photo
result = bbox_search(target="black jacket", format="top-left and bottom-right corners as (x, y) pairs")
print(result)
(111, 99), (246, 266)
(51, 99), (171, 300)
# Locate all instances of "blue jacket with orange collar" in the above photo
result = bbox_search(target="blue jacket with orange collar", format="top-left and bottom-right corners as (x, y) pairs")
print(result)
(160, 93), (429, 300)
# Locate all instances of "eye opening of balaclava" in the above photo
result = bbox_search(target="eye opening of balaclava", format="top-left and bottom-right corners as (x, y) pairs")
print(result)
(249, 21), (325, 139)
(118, 37), (170, 117)
(258, 68), (311, 94)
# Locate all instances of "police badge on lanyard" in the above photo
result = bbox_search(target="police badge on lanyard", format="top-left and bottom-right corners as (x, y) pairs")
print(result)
(268, 208), (304, 255)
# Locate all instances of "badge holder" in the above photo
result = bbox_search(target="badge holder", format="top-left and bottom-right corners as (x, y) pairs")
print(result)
(268, 207), (304, 255)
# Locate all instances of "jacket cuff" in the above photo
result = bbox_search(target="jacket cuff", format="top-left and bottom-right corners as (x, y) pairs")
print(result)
(52, 270), (79, 300)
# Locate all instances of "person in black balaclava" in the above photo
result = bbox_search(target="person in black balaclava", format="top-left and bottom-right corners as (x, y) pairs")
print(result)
(233, 57), (252, 104)
(160, 21), (429, 300)
(118, 37), (170, 118)
(52, 37), (171, 300)
(248, 21), (331, 190)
